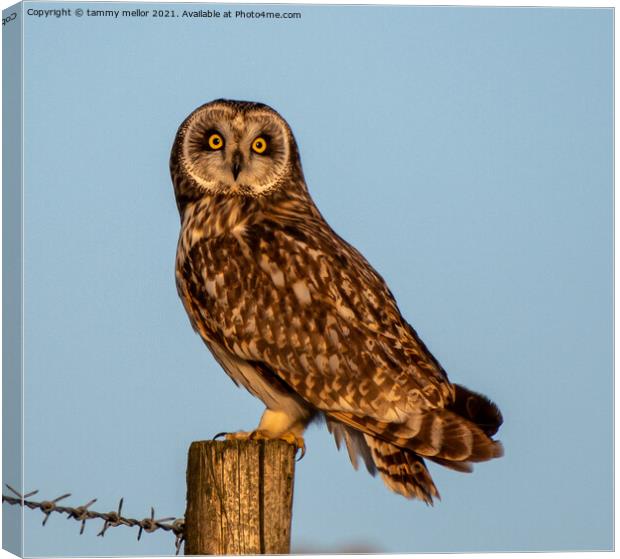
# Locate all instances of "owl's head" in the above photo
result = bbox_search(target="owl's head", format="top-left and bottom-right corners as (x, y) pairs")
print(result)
(171, 99), (303, 200)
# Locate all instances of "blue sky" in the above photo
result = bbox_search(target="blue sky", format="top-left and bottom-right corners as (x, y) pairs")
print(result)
(2, 2), (613, 555)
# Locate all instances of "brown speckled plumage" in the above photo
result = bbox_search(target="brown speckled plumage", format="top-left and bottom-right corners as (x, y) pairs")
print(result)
(171, 99), (503, 502)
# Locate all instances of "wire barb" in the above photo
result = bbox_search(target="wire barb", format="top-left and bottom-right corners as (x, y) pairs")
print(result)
(2, 486), (185, 554)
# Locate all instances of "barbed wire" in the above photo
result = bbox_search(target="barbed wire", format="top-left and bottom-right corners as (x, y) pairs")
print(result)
(2, 484), (185, 554)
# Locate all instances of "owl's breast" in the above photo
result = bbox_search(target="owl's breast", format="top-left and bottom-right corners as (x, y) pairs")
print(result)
(175, 223), (261, 347)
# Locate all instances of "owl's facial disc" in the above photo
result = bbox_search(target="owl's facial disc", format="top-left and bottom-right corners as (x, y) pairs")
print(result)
(181, 103), (292, 197)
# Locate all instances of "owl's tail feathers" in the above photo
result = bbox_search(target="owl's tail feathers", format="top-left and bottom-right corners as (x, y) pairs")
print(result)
(374, 390), (503, 467)
(425, 384), (504, 472)
(364, 435), (439, 504)
(325, 388), (504, 501)
(326, 419), (439, 503)
(447, 384), (504, 437)
(399, 408), (504, 465)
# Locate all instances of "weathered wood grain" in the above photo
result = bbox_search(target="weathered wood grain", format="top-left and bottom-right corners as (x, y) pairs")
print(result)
(184, 439), (296, 555)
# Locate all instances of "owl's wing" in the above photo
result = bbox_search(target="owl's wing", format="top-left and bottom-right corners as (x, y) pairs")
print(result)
(187, 215), (453, 422)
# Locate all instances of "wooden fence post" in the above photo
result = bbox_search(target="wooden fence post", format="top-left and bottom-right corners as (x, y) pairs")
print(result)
(184, 439), (296, 555)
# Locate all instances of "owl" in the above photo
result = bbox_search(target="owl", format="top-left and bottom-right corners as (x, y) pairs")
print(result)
(170, 99), (503, 502)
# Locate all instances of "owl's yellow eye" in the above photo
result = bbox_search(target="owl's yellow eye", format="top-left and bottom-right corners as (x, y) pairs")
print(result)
(252, 137), (268, 154)
(207, 133), (224, 150)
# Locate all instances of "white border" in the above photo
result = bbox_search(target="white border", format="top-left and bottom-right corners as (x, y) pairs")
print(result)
(0, 2), (615, 559)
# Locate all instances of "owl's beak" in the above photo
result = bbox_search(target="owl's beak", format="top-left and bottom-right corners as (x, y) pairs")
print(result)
(231, 151), (243, 181)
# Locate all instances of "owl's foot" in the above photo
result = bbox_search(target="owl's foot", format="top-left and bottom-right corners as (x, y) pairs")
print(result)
(213, 430), (305, 459)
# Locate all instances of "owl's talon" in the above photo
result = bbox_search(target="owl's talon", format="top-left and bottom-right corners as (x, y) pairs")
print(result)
(295, 443), (306, 461)
(213, 432), (229, 440)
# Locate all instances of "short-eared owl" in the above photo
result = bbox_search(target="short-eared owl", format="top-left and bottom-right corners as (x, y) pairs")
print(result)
(171, 99), (503, 502)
